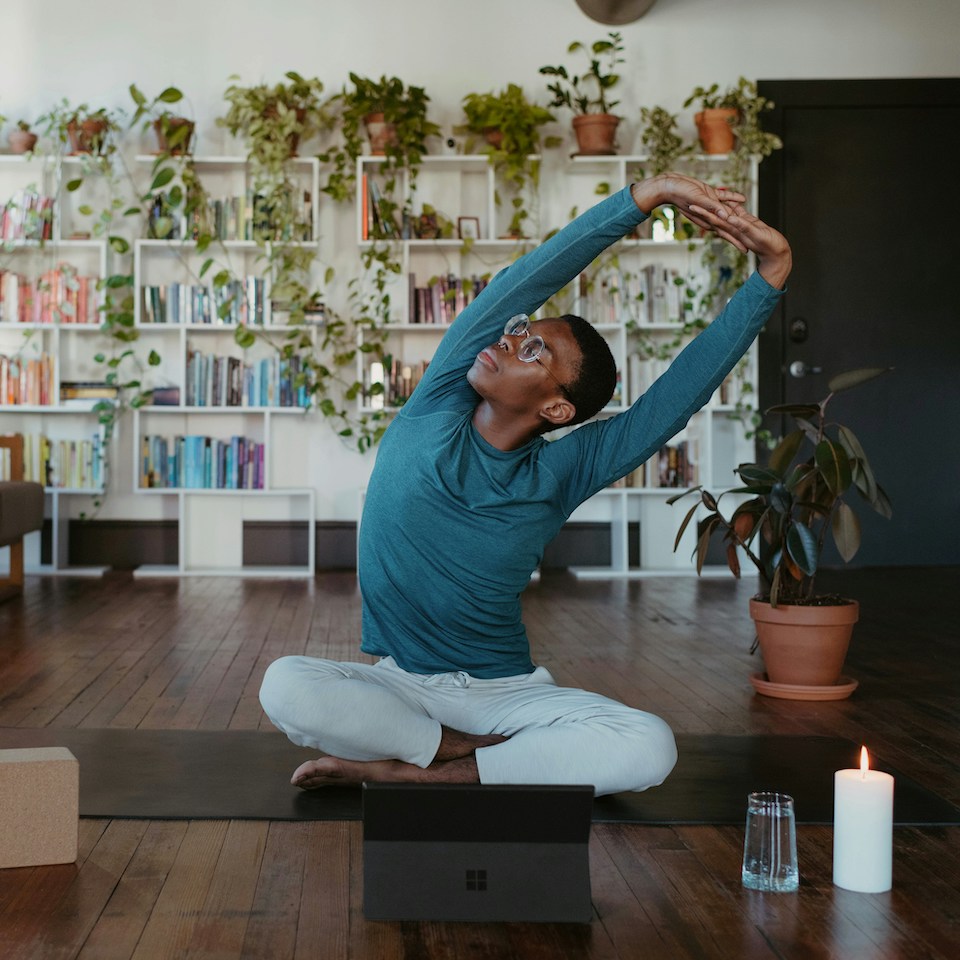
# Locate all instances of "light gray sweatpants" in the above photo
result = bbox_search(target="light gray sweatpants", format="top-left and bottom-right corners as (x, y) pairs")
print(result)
(259, 655), (677, 797)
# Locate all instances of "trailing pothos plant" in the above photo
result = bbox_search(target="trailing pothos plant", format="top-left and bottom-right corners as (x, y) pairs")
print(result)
(214, 73), (388, 449)
(457, 84), (558, 238)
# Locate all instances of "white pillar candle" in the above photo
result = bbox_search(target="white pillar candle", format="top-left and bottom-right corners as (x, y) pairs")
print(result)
(833, 746), (894, 892)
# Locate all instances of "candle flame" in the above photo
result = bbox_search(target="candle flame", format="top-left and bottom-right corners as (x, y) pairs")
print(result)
(860, 745), (870, 777)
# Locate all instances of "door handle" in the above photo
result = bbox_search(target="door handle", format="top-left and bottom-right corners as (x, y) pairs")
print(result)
(789, 361), (823, 378)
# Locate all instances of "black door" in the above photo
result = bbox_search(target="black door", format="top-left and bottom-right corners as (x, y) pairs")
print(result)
(757, 79), (960, 566)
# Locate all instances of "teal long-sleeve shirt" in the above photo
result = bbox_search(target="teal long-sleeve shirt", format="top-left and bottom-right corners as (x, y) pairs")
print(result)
(358, 186), (783, 678)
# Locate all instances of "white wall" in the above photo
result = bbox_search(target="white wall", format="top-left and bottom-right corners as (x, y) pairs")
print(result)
(3, 0), (958, 522)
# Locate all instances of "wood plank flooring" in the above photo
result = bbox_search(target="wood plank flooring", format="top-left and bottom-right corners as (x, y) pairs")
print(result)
(1, 566), (958, 959)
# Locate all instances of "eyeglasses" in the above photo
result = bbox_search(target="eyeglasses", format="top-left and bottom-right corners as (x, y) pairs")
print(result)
(502, 314), (572, 400)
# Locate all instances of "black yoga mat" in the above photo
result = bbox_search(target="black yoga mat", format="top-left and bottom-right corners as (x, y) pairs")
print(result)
(1, 728), (957, 826)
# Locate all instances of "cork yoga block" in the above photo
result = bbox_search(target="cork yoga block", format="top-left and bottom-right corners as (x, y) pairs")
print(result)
(0, 747), (79, 869)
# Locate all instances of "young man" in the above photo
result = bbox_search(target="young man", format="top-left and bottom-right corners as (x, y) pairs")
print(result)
(259, 174), (791, 797)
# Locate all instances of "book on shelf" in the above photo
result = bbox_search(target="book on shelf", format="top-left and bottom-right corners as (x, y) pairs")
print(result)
(407, 273), (489, 325)
(0, 265), (97, 325)
(185, 347), (308, 408)
(1, 190), (54, 242)
(20, 430), (106, 489)
(656, 440), (699, 489)
(140, 277), (265, 325)
(140, 433), (265, 490)
(0, 352), (54, 405)
(365, 355), (429, 409)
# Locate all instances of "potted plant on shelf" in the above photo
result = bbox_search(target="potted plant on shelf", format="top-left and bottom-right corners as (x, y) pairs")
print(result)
(8, 120), (38, 154)
(37, 100), (122, 156)
(457, 84), (559, 238)
(670, 367), (893, 700)
(539, 31), (624, 156)
(319, 73), (441, 202)
(683, 78), (782, 173)
(219, 72), (327, 164)
(129, 84), (194, 155)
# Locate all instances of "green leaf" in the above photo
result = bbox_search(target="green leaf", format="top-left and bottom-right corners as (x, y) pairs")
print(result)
(199, 258), (213, 278)
(157, 86), (183, 103)
(673, 499), (701, 553)
(815, 438), (852, 496)
(150, 168), (175, 191)
(109, 236), (130, 255)
(78, 204), (93, 216)
(66, 178), (83, 192)
(831, 501), (861, 562)
(785, 522), (818, 576)
(827, 367), (892, 394)
(768, 429), (804, 475)
(765, 403), (820, 419)
(148, 350), (161, 366)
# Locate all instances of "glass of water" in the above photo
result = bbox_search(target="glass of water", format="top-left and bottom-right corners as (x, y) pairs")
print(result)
(742, 791), (799, 892)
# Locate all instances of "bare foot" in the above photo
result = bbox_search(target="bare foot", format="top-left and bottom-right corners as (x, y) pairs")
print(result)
(291, 754), (480, 789)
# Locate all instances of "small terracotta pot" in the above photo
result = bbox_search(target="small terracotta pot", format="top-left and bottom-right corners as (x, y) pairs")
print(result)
(261, 103), (307, 156)
(750, 598), (860, 688)
(153, 117), (195, 155)
(8, 130), (38, 154)
(67, 118), (109, 155)
(482, 127), (504, 149)
(694, 108), (738, 155)
(572, 114), (620, 156)
(364, 113), (398, 155)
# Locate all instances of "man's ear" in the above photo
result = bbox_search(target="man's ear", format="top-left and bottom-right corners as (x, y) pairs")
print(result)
(539, 397), (577, 427)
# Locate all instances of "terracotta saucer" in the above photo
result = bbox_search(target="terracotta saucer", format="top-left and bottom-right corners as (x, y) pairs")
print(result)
(750, 673), (859, 701)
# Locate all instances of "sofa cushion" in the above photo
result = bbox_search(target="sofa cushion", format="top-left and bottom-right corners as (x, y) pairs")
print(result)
(0, 481), (44, 545)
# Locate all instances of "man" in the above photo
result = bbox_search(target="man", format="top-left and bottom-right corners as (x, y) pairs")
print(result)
(259, 173), (791, 796)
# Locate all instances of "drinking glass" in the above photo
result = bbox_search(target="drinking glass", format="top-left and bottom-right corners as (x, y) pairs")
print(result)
(742, 791), (799, 892)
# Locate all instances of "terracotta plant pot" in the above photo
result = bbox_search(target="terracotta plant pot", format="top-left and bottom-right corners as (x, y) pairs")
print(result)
(482, 127), (504, 149)
(261, 103), (306, 157)
(750, 598), (860, 690)
(8, 130), (38, 154)
(572, 114), (620, 156)
(364, 113), (397, 155)
(153, 117), (195, 156)
(67, 118), (109, 155)
(694, 108), (738, 155)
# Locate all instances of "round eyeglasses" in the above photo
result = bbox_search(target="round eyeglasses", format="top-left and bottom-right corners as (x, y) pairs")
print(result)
(502, 314), (572, 399)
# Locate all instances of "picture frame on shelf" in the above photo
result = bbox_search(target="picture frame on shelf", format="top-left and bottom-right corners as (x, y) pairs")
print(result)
(457, 216), (480, 241)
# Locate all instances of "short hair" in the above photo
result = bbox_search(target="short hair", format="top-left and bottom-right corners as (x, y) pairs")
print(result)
(555, 313), (617, 428)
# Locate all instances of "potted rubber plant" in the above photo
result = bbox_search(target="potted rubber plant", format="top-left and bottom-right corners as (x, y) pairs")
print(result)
(670, 368), (893, 699)
(539, 31), (624, 156)
(457, 84), (559, 238)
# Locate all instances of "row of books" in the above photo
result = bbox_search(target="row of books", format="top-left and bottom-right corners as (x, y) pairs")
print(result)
(147, 189), (313, 243)
(185, 349), (309, 408)
(581, 263), (693, 326)
(364, 356), (429, 409)
(0, 266), (98, 325)
(139, 434), (265, 490)
(19, 431), (106, 490)
(626, 356), (741, 408)
(141, 277), (266, 325)
(1, 190), (55, 242)
(408, 273), (489, 325)
(0, 353), (54, 406)
(609, 440), (700, 490)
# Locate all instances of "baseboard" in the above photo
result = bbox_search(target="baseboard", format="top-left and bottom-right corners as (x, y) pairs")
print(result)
(62, 519), (634, 572)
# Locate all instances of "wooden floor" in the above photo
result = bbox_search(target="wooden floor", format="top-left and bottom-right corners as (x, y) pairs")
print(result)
(1, 566), (958, 959)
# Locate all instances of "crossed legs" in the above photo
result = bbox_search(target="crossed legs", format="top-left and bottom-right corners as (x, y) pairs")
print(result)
(259, 655), (677, 797)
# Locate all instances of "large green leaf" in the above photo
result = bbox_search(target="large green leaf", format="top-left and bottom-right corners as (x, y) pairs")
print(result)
(831, 501), (861, 562)
(737, 464), (780, 488)
(815, 439), (852, 496)
(768, 429), (804, 475)
(827, 367), (892, 394)
(785, 522), (818, 576)
(839, 425), (877, 501)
